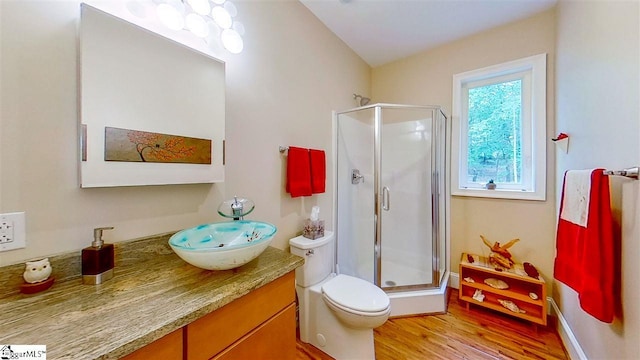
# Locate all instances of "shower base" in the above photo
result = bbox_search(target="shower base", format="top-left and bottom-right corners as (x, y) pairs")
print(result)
(376, 254), (448, 317)
(387, 271), (449, 317)
(381, 258), (433, 288)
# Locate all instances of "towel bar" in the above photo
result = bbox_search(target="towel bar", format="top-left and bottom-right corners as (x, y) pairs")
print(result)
(279, 146), (289, 153)
(603, 167), (638, 179)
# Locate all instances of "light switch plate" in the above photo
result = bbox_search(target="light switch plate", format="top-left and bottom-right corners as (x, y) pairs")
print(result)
(0, 212), (26, 252)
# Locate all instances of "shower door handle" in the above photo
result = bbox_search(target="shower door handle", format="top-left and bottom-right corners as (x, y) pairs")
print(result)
(382, 186), (390, 211)
(352, 169), (364, 184)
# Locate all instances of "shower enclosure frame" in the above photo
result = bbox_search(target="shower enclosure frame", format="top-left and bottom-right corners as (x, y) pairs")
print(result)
(332, 103), (451, 316)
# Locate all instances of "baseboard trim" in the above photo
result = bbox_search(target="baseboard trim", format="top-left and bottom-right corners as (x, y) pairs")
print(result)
(449, 271), (460, 289)
(450, 272), (585, 359)
(547, 297), (587, 360)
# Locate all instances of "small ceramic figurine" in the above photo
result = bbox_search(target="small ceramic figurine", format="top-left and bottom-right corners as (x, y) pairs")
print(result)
(23, 258), (52, 284)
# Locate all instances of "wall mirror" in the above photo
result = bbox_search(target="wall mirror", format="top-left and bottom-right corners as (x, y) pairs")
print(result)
(79, 3), (225, 188)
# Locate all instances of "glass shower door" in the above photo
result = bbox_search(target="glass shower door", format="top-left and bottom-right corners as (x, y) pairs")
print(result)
(379, 107), (437, 290)
(335, 107), (376, 283)
(336, 105), (446, 291)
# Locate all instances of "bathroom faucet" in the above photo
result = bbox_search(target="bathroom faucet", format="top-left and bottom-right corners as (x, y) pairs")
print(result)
(231, 196), (244, 220)
(217, 196), (255, 221)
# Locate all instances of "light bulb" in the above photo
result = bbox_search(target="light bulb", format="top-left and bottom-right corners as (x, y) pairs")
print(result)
(232, 21), (245, 36)
(221, 28), (243, 54)
(166, 0), (185, 13)
(157, 4), (184, 30)
(223, 1), (237, 17)
(186, 13), (210, 38)
(187, 0), (211, 15)
(126, 1), (147, 18)
(211, 6), (232, 29)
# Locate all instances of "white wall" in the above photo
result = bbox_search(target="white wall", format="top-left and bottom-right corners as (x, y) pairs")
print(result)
(555, 1), (640, 358)
(0, 0), (370, 266)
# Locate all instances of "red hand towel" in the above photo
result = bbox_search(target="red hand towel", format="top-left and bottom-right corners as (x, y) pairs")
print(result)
(309, 149), (326, 194)
(286, 147), (312, 198)
(554, 169), (616, 323)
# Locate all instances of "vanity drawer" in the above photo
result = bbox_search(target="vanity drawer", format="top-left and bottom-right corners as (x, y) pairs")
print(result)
(212, 303), (296, 360)
(185, 271), (295, 360)
(121, 328), (182, 360)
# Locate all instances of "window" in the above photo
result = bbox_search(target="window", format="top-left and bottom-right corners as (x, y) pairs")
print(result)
(452, 54), (546, 200)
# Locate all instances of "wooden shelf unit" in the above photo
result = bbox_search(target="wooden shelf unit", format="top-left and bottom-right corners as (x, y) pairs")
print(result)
(459, 253), (547, 326)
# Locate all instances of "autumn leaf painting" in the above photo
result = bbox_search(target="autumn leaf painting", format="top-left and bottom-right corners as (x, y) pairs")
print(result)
(104, 127), (212, 164)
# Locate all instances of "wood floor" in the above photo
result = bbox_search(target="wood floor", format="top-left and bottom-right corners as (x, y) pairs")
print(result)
(296, 290), (568, 360)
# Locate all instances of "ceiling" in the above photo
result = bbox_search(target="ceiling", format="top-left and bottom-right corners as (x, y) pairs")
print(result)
(300, 0), (557, 67)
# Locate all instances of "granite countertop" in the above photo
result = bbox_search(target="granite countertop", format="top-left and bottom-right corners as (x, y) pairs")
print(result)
(0, 233), (304, 360)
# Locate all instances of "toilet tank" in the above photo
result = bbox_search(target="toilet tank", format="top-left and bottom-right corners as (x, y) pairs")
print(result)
(289, 231), (334, 287)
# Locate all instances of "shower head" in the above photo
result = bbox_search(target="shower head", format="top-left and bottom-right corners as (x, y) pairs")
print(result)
(353, 93), (370, 106)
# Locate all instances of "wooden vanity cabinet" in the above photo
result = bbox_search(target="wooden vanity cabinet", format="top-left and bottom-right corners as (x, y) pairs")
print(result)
(120, 271), (297, 360)
(186, 271), (296, 360)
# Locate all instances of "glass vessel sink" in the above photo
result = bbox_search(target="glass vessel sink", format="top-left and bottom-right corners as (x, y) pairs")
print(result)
(169, 220), (277, 270)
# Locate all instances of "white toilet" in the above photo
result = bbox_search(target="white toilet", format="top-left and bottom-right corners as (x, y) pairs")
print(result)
(290, 231), (390, 360)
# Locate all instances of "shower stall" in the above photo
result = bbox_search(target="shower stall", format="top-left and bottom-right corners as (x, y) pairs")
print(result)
(334, 104), (449, 316)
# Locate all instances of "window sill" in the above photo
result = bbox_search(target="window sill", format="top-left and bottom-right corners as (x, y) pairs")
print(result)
(451, 188), (545, 201)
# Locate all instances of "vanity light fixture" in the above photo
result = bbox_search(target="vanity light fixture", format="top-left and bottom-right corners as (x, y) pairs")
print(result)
(211, 6), (232, 29)
(187, 0), (211, 15)
(185, 13), (209, 37)
(145, 0), (244, 54)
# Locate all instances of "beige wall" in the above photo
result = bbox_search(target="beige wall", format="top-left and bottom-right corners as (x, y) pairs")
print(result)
(372, 9), (557, 287)
(0, 0), (369, 266)
(555, 0), (639, 358)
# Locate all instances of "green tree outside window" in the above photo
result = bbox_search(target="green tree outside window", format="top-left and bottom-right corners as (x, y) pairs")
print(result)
(467, 80), (522, 185)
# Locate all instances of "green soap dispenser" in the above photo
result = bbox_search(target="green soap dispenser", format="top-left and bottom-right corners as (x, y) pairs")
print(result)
(82, 227), (114, 285)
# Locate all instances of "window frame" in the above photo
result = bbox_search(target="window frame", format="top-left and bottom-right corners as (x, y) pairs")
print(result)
(451, 54), (547, 201)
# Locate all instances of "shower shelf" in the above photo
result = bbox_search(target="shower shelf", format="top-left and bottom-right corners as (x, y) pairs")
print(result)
(459, 253), (547, 326)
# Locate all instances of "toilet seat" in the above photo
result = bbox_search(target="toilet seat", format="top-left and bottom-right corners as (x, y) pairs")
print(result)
(323, 294), (391, 318)
(322, 274), (390, 315)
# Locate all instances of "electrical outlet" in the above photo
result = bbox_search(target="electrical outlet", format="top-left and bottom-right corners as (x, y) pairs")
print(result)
(0, 219), (14, 243)
(0, 212), (26, 252)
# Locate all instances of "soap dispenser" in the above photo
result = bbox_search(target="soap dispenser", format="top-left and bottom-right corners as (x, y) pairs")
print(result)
(82, 227), (114, 285)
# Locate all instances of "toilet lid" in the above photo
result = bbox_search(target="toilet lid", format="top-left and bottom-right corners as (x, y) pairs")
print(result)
(322, 274), (390, 313)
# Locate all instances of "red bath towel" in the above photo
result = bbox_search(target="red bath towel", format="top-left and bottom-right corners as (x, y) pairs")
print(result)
(309, 149), (326, 194)
(286, 147), (312, 197)
(554, 169), (616, 323)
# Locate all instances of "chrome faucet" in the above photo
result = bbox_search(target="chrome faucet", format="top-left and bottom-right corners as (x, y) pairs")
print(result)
(218, 196), (255, 221)
(231, 196), (244, 220)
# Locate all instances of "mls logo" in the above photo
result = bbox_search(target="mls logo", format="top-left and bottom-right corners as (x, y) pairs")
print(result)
(0, 345), (46, 359)
(0, 345), (15, 360)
